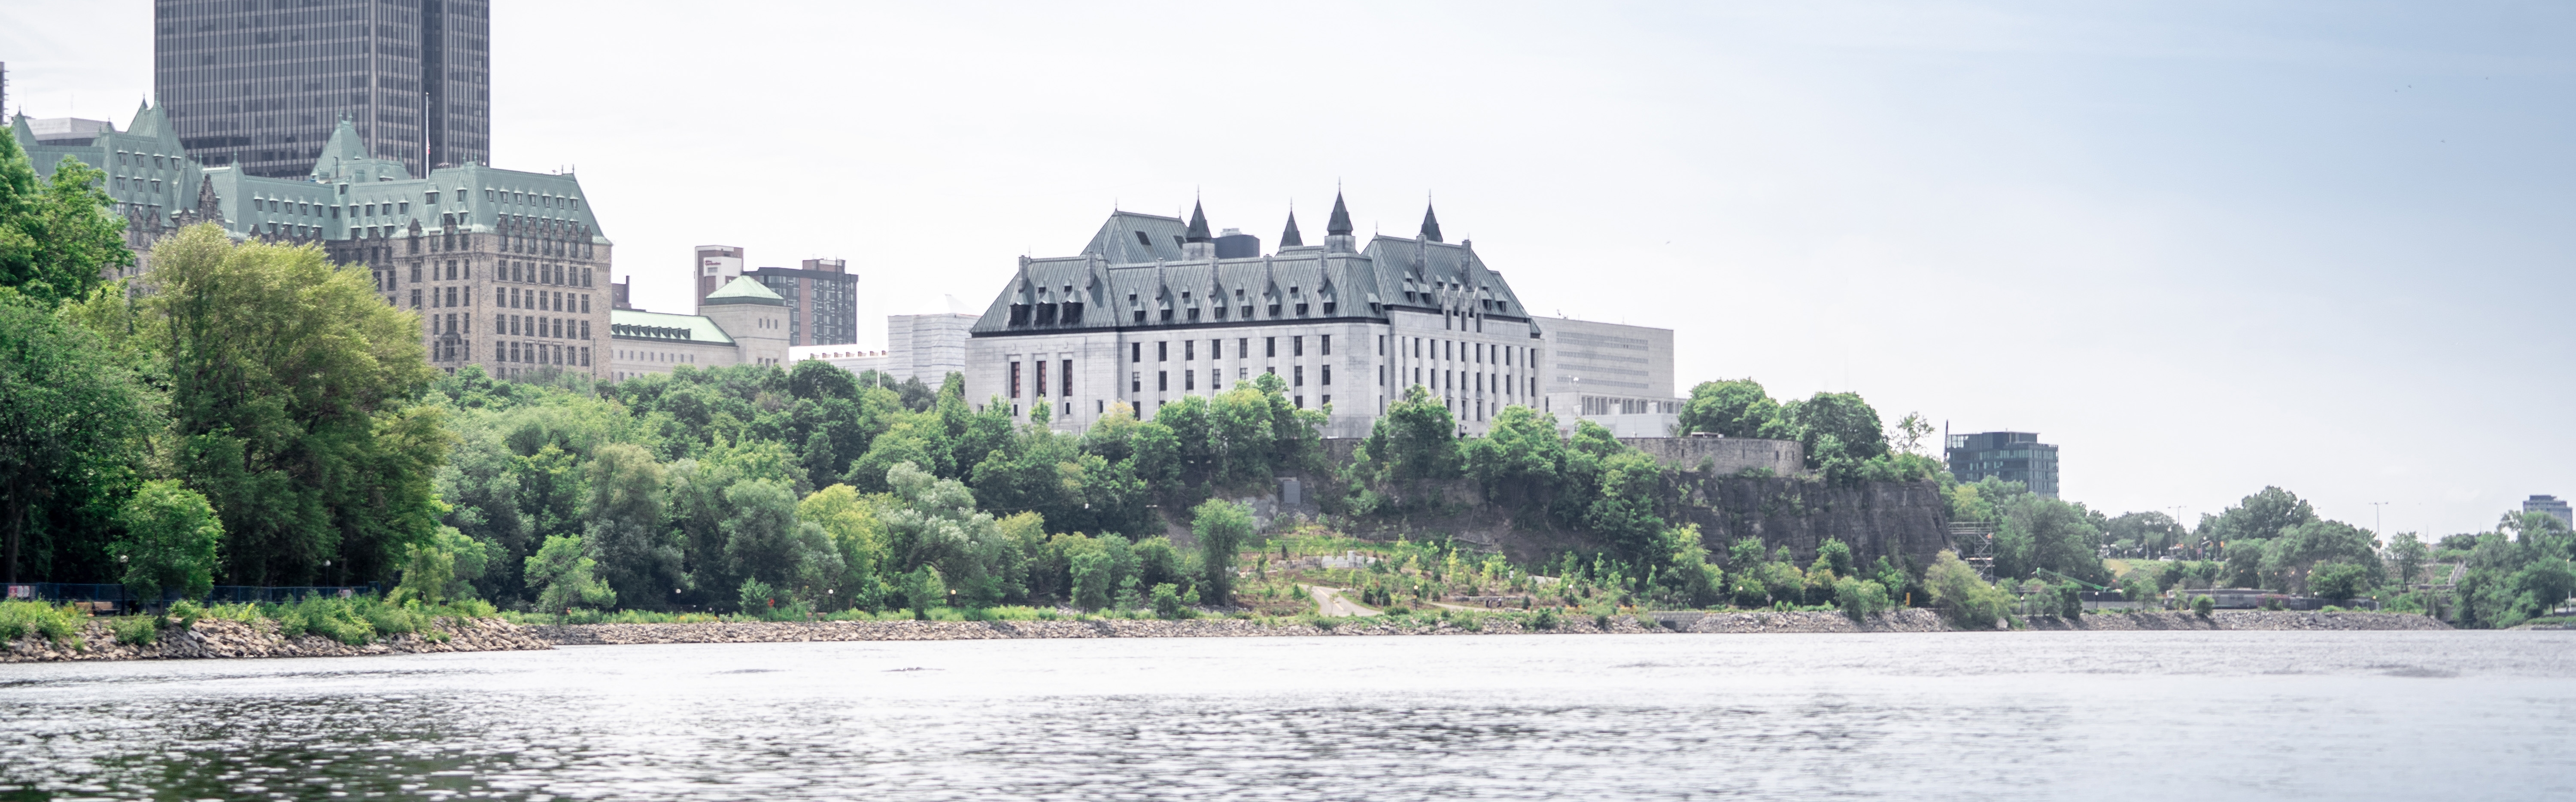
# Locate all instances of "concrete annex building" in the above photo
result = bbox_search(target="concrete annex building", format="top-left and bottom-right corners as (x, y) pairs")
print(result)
(965, 195), (1679, 438)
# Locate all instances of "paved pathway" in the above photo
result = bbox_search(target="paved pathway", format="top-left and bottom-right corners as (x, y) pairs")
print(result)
(1305, 585), (1381, 617)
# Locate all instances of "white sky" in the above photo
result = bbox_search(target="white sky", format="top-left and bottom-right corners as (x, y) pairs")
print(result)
(4, 2), (2570, 537)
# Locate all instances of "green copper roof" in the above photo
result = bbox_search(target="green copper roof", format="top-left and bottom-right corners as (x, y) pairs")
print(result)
(701, 276), (785, 305)
(610, 310), (735, 345)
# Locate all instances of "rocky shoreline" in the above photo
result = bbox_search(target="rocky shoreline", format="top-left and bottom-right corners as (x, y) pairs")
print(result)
(1, 610), (2456, 662)
(1, 617), (553, 663)
(520, 608), (2448, 646)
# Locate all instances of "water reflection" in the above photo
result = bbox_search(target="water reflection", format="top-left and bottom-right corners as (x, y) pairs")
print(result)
(3, 631), (2571, 800)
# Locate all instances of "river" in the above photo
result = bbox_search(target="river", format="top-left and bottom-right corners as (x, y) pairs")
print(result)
(3, 630), (2570, 800)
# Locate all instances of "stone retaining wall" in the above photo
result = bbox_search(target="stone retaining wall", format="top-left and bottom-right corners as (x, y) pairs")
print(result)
(2, 617), (553, 663)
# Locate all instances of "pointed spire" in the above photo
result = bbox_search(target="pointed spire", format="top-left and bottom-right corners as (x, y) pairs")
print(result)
(1419, 201), (1443, 243)
(1279, 209), (1304, 247)
(1326, 192), (1353, 236)
(1185, 199), (1212, 243)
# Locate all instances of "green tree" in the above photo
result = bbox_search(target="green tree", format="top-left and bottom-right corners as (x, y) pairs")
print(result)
(0, 289), (153, 583)
(1360, 385), (1461, 480)
(1677, 379), (1779, 439)
(111, 480), (225, 601)
(583, 442), (680, 607)
(2104, 511), (2185, 558)
(904, 563), (948, 617)
(523, 534), (614, 613)
(1769, 392), (1888, 484)
(798, 484), (888, 609)
(2203, 487), (2318, 546)
(2308, 561), (2370, 601)
(1068, 540), (1114, 611)
(0, 135), (133, 307)
(2387, 531), (2430, 589)
(878, 461), (1015, 606)
(719, 478), (804, 598)
(1462, 405), (1568, 502)
(1192, 498), (1255, 605)
(146, 226), (451, 585)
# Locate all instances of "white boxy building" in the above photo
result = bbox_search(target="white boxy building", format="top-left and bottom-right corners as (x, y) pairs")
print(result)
(963, 195), (1677, 439)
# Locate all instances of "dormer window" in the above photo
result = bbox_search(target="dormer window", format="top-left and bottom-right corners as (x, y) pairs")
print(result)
(1135, 231), (1152, 247)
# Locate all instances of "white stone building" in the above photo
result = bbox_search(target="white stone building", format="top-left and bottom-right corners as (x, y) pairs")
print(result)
(966, 195), (1597, 439)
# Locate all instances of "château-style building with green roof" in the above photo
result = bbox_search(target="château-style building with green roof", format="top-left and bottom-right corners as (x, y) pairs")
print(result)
(969, 194), (1556, 439)
(13, 101), (612, 381)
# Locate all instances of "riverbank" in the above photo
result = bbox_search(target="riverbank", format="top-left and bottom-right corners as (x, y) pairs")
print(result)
(2023, 610), (2452, 631)
(1, 617), (552, 663)
(518, 609), (2447, 645)
(1, 610), (2454, 662)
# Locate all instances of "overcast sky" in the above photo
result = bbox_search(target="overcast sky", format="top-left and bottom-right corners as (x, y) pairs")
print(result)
(5, 2), (2570, 537)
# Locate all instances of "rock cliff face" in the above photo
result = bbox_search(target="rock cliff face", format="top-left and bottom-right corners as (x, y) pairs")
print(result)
(1, 617), (553, 663)
(1321, 473), (1955, 570)
(1668, 476), (1955, 569)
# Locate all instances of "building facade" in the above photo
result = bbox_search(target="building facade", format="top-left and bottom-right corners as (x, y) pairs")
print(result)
(607, 277), (789, 381)
(1946, 431), (2061, 497)
(154, 0), (492, 179)
(691, 246), (861, 347)
(2527, 495), (2573, 529)
(1534, 316), (1680, 437)
(14, 105), (613, 382)
(965, 196), (1554, 439)
(789, 311), (981, 384)
(747, 258), (860, 347)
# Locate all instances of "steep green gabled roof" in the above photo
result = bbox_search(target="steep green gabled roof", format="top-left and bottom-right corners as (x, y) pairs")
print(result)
(702, 276), (785, 305)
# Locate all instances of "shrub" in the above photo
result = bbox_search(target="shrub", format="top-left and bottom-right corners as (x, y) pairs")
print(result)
(1150, 583), (1186, 619)
(271, 597), (379, 645)
(1594, 613), (1612, 630)
(163, 599), (206, 630)
(112, 480), (225, 603)
(0, 601), (88, 647)
(111, 616), (159, 646)
(1531, 608), (1558, 630)
(1835, 577), (1891, 623)
(738, 579), (780, 616)
(2193, 595), (2216, 618)
(1924, 551), (2013, 630)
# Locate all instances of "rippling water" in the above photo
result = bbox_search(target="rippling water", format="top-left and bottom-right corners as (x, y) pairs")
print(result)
(3, 631), (2571, 801)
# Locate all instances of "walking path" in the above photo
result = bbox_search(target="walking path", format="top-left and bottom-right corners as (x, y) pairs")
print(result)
(1305, 585), (1381, 617)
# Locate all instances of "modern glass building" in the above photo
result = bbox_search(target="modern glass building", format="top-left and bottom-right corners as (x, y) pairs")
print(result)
(155, 0), (491, 179)
(1946, 431), (2060, 498)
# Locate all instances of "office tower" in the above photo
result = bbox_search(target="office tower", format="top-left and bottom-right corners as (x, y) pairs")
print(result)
(1946, 431), (2062, 498)
(155, 0), (491, 179)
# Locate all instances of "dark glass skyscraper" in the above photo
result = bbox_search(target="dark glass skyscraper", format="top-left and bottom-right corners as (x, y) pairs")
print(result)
(154, 0), (490, 179)
(1946, 431), (2061, 498)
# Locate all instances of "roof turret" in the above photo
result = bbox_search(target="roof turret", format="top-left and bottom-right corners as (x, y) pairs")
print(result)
(1279, 210), (1304, 247)
(1185, 200), (1212, 243)
(1419, 202), (1443, 243)
(1327, 192), (1353, 235)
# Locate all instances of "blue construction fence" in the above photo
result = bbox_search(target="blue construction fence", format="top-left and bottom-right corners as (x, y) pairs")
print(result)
(4, 582), (383, 612)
